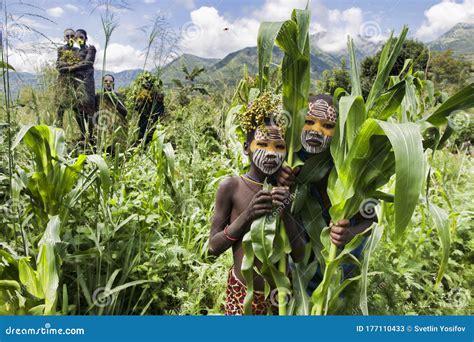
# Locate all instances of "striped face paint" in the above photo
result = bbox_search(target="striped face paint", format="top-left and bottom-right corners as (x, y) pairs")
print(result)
(301, 99), (337, 154)
(249, 126), (286, 175)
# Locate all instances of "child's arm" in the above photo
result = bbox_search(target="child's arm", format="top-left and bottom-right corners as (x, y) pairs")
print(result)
(209, 178), (272, 257)
(68, 46), (96, 72)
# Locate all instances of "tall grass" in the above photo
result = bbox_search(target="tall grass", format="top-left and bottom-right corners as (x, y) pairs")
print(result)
(0, 3), (472, 316)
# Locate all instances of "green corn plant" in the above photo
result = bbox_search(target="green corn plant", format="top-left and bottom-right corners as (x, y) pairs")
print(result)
(238, 7), (311, 315)
(1, 125), (110, 314)
(311, 27), (474, 315)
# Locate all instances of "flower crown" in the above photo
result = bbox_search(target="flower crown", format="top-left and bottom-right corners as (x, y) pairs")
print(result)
(237, 91), (285, 135)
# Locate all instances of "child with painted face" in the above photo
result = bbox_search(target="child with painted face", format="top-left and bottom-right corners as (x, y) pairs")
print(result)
(277, 94), (374, 291)
(209, 118), (305, 315)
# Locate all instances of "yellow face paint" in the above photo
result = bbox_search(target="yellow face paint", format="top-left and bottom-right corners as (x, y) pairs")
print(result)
(249, 126), (286, 175)
(303, 114), (336, 137)
(301, 98), (337, 154)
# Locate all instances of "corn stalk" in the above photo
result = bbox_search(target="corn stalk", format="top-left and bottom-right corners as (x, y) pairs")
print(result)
(241, 8), (311, 315)
(5, 125), (111, 314)
(311, 26), (474, 315)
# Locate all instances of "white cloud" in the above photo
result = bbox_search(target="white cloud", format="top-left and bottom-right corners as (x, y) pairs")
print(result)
(180, 6), (259, 58)
(416, 0), (474, 40)
(95, 43), (146, 72)
(64, 4), (80, 12)
(8, 35), (146, 73)
(179, 0), (386, 57)
(47, 7), (64, 18)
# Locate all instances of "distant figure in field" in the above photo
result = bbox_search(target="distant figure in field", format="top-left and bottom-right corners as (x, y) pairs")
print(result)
(94, 74), (128, 153)
(59, 28), (96, 142)
(56, 28), (79, 127)
(127, 71), (165, 145)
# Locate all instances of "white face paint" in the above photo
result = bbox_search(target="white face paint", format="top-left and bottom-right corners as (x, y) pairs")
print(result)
(252, 148), (286, 175)
(301, 98), (337, 155)
(301, 130), (332, 154)
(250, 126), (286, 176)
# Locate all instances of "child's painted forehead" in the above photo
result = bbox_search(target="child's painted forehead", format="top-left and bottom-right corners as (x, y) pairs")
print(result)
(308, 99), (337, 123)
(254, 126), (284, 141)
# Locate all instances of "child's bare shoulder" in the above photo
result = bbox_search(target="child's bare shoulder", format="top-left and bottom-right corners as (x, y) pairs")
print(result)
(217, 175), (241, 192)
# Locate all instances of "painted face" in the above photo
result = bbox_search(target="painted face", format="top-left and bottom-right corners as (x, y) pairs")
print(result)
(301, 99), (337, 154)
(64, 30), (75, 47)
(104, 75), (114, 91)
(249, 126), (286, 175)
(75, 32), (87, 47)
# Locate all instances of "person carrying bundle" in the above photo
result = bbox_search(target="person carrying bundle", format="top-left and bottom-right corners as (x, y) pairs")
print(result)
(58, 29), (96, 143)
(127, 71), (165, 146)
(55, 28), (79, 127)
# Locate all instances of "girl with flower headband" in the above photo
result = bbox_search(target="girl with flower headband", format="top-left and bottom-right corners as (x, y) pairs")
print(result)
(208, 93), (306, 315)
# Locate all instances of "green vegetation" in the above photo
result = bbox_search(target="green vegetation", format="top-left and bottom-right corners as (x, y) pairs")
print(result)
(1, 7), (473, 316)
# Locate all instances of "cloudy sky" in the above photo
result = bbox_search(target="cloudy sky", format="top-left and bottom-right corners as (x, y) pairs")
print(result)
(3, 0), (474, 73)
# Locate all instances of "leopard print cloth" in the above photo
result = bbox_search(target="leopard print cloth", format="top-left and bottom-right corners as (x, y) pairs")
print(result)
(224, 268), (277, 315)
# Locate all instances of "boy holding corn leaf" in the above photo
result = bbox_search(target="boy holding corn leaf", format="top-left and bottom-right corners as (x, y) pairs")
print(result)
(209, 94), (305, 315)
(277, 94), (375, 293)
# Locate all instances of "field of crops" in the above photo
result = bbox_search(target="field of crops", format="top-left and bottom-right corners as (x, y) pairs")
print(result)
(0, 6), (473, 316)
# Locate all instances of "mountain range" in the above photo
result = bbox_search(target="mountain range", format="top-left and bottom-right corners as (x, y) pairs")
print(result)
(4, 23), (473, 96)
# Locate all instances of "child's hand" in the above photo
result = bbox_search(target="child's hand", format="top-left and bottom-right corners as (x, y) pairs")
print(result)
(271, 186), (292, 214)
(329, 219), (353, 247)
(245, 190), (273, 221)
(276, 166), (300, 188)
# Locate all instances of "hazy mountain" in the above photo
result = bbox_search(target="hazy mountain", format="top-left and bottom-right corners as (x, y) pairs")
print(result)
(159, 53), (219, 84)
(309, 32), (382, 65)
(94, 69), (143, 91)
(429, 22), (474, 60)
(5, 23), (473, 96)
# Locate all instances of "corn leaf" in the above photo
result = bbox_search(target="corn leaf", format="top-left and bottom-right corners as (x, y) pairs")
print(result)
(377, 121), (424, 238)
(424, 83), (474, 126)
(18, 258), (44, 299)
(348, 37), (361, 97)
(428, 203), (451, 287)
(366, 26), (409, 110)
(37, 215), (61, 314)
(360, 223), (382, 315)
(257, 21), (284, 91)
